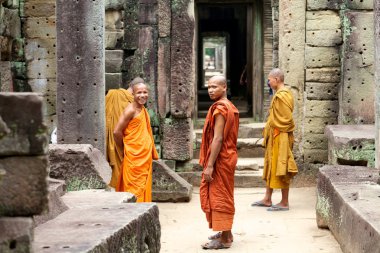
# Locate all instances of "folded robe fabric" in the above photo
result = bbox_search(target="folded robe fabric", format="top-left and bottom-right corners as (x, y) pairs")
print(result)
(116, 107), (158, 202)
(105, 88), (134, 188)
(199, 98), (239, 231)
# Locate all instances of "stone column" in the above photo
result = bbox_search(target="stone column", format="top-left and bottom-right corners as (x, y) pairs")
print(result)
(375, 0), (380, 170)
(279, 0), (305, 158)
(56, 0), (105, 154)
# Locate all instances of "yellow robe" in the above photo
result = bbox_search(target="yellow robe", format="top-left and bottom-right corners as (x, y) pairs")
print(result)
(116, 107), (159, 202)
(105, 88), (134, 188)
(262, 88), (298, 189)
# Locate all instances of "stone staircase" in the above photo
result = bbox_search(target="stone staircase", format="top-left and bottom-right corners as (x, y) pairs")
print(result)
(177, 121), (267, 188)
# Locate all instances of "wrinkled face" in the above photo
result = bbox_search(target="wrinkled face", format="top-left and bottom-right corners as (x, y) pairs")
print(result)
(267, 75), (278, 90)
(208, 79), (226, 101)
(133, 83), (149, 105)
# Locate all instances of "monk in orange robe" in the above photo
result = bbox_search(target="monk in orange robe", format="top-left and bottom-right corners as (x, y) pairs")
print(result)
(106, 77), (144, 188)
(113, 81), (158, 202)
(251, 68), (298, 211)
(199, 75), (239, 249)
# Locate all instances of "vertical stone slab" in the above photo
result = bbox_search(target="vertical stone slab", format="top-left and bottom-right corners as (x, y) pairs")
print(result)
(56, 0), (105, 154)
(279, 0), (306, 157)
(340, 11), (374, 124)
(0, 61), (13, 91)
(158, 0), (170, 37)
(375, 0), (380, 170)
(170, 0), (195, 118)
(0, 218), (33, 253)
(157, 37), (170, 118)
(124, 0), (139, 49)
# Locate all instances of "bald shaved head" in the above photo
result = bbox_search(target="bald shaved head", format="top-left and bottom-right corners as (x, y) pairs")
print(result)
(268, 68), (284, 82)
(209, 75), (227, 86)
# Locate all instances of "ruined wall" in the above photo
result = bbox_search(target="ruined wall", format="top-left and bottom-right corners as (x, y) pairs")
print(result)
(0, 1), (26, 93)
(375, 0), (380, 170)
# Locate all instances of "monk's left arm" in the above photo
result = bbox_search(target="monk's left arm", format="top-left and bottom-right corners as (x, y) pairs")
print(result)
(203, 114), (225, 182)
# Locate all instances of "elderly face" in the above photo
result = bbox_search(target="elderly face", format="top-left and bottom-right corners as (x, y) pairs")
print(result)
(267, 75), (278, 90)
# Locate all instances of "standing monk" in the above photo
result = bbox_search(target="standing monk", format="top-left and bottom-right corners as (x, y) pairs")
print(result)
(199, 75), (239, 249)
(251, 68), (298, 211)
(113, 81), (158, 202)
(106, 77), (144, 188)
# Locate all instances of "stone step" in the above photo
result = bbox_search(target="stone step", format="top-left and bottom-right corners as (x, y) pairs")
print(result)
(33, 190), (160, 252)
(178, 158), (264, 172)
(193, 138), (265, 159)
(194, 123), (265, 139)
(178, 170), (266, 188)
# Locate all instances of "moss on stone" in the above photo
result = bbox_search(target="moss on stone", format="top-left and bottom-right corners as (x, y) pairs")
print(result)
(333, 142), (375, 167)
(66, 176), (106, 191)
(316, 193), (331, 221)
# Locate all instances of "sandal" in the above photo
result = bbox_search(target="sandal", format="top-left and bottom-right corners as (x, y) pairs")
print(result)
(251, 200), (272, 207)
(202, 239), (231, 250)
(208, 232), (234, 242)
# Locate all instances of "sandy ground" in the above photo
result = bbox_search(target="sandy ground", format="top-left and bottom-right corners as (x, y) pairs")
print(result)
(157, 187), (342, 253)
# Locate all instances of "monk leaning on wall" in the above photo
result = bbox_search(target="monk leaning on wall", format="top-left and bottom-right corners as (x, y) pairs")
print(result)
(113, 81), (158, 202)
(252, 68), (298, 211)
(106, 77), (145, 188)
(199, 75), (239, 249)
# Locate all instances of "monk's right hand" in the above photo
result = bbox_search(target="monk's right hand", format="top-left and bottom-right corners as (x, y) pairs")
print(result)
(203, 166), (214, 182)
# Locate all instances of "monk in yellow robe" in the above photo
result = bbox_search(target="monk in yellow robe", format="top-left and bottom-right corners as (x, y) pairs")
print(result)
(199, 75), (239, 249)
(113, 81), (158, 202)
(106, 77), (144, 188)
(251, 68), (298, 211)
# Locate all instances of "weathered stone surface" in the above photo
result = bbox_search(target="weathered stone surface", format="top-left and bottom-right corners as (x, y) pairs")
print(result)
(33, 178), (69, 227)
(306, 29), (342, 46)
(139, 4), (157, 25)
(305, 100), (339, 118)
(27, 58), (56, 78)
(375, 0), (380, 169)
(316, 166), (380, 252)
(33, 203), (160, 253)
(306, 67), (341, 83)
(105, 50), (123, 73)
(0, 217), (33, 253)
(28, 78), (56, 116)
(0, 156), (48, 216)
(305, 46), (340, 68)
(24, 17), (56, 38)
(105, 0), (124, 10)
(158, 0), (170, 37)
(24, 1), (56, 17)
(307, 0), (342, 10)
(1, 8), (21, 38)
(0, 61), (12, 92)
(0, 93), (48, 156)
(306, 11), (341, 30)
(171, 0), (194, 46)
(123, 0), (139, 49)
(105, 30), (124, 49)
(303, 133), (328, 150)
(49, 144), (111, 190)
(304, 149), (328, 163)
(105, 10), (123, 30)
(162, 118), (193, 161)
(325, 125), (375, 167)
(305, 82), (339, 100)
(304, 117), (337, 134)
(157, 37), (170, 118)
(152, 160), (192, 202)
(105, 73), (122, 90)
(25, 38), (57, 61)
(56, 0), (105, 153)
(340, 11), (375, 124)
(344, 0), (374, 10)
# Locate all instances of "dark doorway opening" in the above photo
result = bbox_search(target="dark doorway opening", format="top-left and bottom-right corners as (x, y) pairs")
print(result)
(196, 4), (249, 117)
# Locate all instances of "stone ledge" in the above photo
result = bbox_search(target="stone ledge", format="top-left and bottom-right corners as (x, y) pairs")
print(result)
(33, 203), (160, 253)
(316, 165), (380, 253)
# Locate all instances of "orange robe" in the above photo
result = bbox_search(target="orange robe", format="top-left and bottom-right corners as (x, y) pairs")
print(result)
(106, 88), (134, 188)
(262, 88), (298, 189)
(199, 98), (239, 231)
(116, 107), (158, 202)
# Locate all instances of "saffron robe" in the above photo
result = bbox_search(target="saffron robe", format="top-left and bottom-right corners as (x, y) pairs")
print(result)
(106, 88), (134, 188)
(116, 107), (158, 202)
(262, 88), (298, 189)
(199, 98), (239, 231)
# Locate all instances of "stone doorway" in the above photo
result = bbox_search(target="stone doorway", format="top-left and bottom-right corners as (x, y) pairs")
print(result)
(195, 0), (268, 120)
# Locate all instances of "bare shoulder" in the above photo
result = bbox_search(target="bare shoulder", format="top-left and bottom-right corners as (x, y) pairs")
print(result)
(123, 103), (136, 118)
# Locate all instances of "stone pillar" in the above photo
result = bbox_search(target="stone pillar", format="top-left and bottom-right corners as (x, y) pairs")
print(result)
(279, 0), (306, 158)
(56, 0), (105, 154)
(375, 0), (380, 170)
